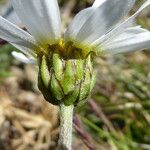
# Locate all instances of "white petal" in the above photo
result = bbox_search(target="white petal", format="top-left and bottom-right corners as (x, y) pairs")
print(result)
(101, 32), (150, 54)
(0, 16), (37, 50)
(65, 7), (93, 41)
(12, 51), (36, 64)
(65, 0), (135, 44)
(93, 0), (150, 46)
(12, 0), (61, 45)
(92, 0), (107, 8)
(113, 26), (148, 42)
(11, 43), (36, 57)
(4, 8), (22, 25)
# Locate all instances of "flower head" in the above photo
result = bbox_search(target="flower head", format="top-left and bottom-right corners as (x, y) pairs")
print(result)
(0, 0), (150, 105)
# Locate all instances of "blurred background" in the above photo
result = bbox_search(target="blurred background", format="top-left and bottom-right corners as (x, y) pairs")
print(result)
(0, 0), (149, 149)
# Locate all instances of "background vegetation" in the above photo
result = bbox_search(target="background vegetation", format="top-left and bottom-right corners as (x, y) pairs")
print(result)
(0, 0), (149, 149)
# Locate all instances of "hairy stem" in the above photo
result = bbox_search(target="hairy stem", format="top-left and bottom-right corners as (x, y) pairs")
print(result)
(58, 103), (74, 150)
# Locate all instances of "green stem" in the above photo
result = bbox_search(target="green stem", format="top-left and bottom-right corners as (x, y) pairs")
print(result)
(58, 103), (74, 150)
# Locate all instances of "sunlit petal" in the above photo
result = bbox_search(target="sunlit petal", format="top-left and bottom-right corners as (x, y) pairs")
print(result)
(11, 43), (36, 57)
(92, 0), (107, 8)
(12, 0), (61, 45)
(65, 0), (135, 44)
(101, 32), (150, 54)
(0, 16), (37, 50)
(64, 7), (93, 41)
(93, 0), (150, 46)
(12, 51), (36, 64)
(112, 26), (148, 42)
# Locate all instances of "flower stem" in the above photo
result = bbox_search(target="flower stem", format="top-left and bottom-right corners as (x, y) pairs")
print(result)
(58, 103), (74, 150)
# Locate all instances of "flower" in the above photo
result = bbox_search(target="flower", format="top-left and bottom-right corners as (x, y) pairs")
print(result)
(0, 0), (150, 105)
(0, 0), (149, 63)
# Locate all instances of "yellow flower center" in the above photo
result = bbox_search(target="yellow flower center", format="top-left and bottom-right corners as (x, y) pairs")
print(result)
(36, 39), (96, 59)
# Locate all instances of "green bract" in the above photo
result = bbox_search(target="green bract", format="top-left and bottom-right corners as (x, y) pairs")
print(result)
(1, 0), (150, 105)
(38, 50), (96, 106)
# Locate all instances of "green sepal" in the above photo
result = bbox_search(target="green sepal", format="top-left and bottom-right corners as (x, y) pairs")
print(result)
(90, 71), (96, 91)
(78, 69), (91, 103)
(50, 74), (64, 100)
(64, 85), (80, 106)
(52, 52), (63, 80)
(61, 60), (75, 95)
(76, 59), (84, 80)
(38, 72), (59, 105)
(40, 55), (50, 88)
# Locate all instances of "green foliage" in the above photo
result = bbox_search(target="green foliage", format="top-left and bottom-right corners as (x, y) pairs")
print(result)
(0, 44), (16, 79)
(0, 0), (6, 5)
(76, 52), (150, 150)
(0, 0), (149, 149)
